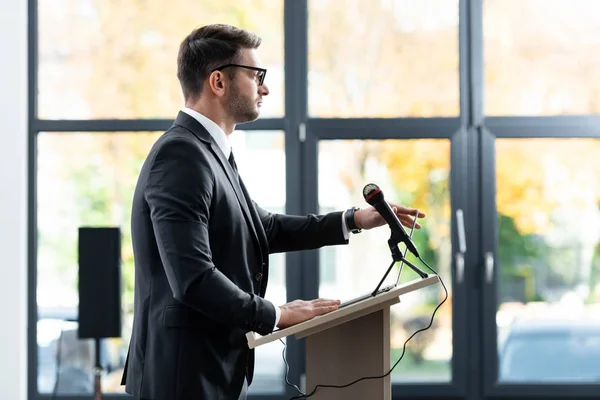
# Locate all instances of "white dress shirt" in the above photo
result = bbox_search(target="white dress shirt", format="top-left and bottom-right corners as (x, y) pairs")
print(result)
(181, 107), (351, 330)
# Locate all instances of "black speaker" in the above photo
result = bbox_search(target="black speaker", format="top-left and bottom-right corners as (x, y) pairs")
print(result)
(78, 227), (122, 339)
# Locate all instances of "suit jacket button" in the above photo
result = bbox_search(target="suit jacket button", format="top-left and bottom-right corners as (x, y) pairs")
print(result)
(255, 272), (263, 282)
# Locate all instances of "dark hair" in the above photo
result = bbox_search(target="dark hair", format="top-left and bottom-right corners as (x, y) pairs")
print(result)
(177, 24), (262, 102)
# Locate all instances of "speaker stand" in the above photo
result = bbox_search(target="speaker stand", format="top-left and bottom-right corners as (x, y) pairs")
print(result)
(93, 338), (103, 400)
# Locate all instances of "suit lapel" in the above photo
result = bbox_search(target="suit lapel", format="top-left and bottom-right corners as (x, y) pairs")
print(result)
(209, 142), (263, 260)
(173, 111), (265, 261)
(237, 177), (269, 260)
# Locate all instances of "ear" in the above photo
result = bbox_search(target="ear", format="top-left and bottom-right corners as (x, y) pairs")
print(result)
(207, 71), (227, 97)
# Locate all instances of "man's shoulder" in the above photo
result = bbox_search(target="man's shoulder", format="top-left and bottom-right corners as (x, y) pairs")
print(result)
(143, 128), (216, 174)
(153, 126), (207, 153)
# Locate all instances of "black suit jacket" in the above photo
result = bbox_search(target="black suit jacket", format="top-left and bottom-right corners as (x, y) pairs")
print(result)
(121, 111), (348, 400)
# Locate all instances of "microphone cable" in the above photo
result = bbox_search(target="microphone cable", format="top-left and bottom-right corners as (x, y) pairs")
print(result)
(280, 256), (449, 400)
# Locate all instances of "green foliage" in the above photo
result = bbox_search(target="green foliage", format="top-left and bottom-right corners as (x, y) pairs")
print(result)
(497, 214), (544, 279)
(497, 214), (555, 303)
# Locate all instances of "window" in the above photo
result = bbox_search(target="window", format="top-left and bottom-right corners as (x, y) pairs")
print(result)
(308, 0), (459, 117)
(37, 0), (284, 119)
(36, 130), (288, 395)
(495, 138), (600, 383)
(37, 131), (159, 395)
(317, 139), (453, 383)
(484, 0), (600, 116)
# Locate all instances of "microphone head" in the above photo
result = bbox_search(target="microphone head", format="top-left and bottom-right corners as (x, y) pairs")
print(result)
(363, 183), (384, 205)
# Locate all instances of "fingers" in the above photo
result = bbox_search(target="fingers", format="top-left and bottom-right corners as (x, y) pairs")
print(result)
(390, 203), (426, 218)
(399, 214), (422, 229)
(312, 301), (340, 316)
(278, 298), (342, 328)
(311, 298), (340, 314)
(311, 298), (340, 307)
(312, 297), (339, 303)
(314, 306), (338, 316)
(407, 208), (426, 218)
(282, 298), (339, 309)
(414, 209), (426, 218)
(390, 203), (425, 229)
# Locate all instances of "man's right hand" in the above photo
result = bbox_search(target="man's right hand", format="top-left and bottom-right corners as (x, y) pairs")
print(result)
(277, 298), (341, 329)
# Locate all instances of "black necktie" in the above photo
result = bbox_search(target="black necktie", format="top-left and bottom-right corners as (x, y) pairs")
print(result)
(227, 149), (267, 261)
(228, 151), (238, 174)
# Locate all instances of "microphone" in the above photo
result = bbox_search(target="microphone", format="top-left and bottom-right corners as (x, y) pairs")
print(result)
(363, 183), (420, 258)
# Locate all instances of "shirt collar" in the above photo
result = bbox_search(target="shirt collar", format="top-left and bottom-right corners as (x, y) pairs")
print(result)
(181, 107), (231, 158)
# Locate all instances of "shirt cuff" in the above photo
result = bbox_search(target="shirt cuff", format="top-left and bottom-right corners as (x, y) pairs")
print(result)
(341, 210), (349, 240)
(268, 300), (281, 330)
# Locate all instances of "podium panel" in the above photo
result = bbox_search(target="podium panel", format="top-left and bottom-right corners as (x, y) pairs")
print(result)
(306, 307), (391, 400)
(245, 276), (440, 399)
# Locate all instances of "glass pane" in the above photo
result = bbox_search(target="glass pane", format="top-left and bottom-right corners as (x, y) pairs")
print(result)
(308, 0), (459, 118)
(318, 139), (452, 382)
(229, 131), (288, 395)
(484, 0), (600, 116)
(38, 1), (283, 119)
(36, 130), (287, 395)
(36, 131), (160, 395)
(496, 138), (600, 383)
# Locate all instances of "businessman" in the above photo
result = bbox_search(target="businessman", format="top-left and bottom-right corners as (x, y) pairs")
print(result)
(121, 24), (425, 400)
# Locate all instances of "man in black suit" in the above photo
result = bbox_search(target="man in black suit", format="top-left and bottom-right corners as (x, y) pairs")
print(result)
(121, 24), (425, 400)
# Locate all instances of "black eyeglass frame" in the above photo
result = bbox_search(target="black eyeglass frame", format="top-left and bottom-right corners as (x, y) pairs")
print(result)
(211, 63), (267, 86)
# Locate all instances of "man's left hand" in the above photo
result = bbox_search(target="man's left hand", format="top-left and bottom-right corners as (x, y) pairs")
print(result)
(355, 204), (425, 231)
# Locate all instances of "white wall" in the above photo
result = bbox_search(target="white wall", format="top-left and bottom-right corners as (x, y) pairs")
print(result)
(0, 0), (28, 398)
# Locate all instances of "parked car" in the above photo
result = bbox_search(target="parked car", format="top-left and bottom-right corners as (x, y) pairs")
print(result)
(499, 319), (600, 382)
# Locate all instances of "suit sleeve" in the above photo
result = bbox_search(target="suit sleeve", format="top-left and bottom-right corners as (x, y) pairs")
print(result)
(145, 138), (276, 335)
(253, 202), (349, 254)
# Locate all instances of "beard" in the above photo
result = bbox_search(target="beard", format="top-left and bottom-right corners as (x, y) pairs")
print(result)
(227, 82), (260, 124)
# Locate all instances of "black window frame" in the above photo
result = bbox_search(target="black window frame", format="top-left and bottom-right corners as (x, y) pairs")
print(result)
(27, 1), (600, 399)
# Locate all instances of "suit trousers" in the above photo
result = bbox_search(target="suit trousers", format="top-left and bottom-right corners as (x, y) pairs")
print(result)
(238, 377), (248, 400)
(137, 379), (247, 400)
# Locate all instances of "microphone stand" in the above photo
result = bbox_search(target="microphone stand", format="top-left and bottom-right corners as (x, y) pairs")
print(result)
(371, 233), (428, 297)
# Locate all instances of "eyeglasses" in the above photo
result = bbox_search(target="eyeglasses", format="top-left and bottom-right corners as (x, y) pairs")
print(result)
(211, 64), (267, 86)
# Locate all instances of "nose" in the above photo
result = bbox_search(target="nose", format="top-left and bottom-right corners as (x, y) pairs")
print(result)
(259, 83), (269, 96)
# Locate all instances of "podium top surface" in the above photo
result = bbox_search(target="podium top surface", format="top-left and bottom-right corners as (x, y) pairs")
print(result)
(246, 275), (440, 349)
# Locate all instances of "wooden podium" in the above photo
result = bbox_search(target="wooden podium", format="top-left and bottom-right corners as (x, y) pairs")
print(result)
(246, 275), (440, 400)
